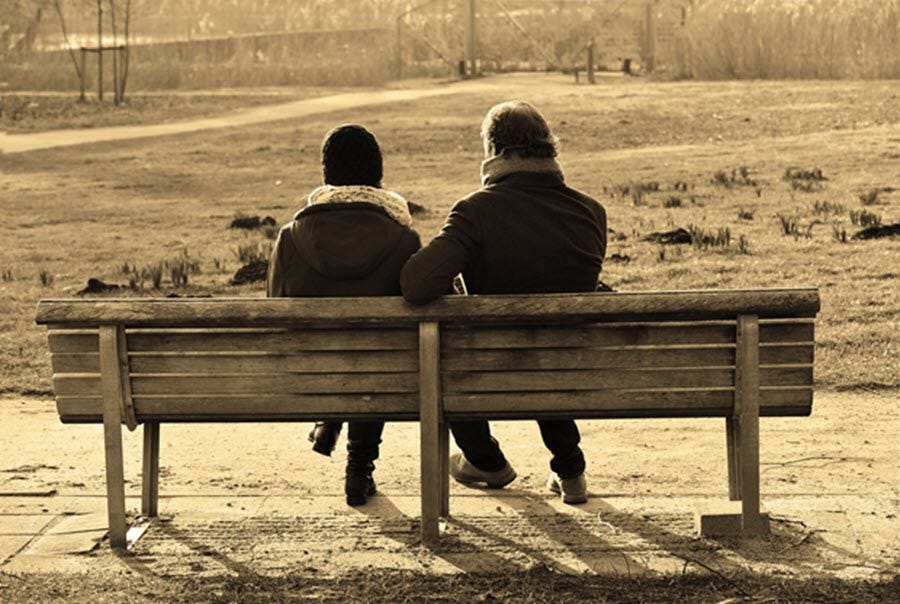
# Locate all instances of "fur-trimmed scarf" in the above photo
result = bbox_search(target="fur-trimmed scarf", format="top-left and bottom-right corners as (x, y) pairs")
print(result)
(480, 154), (564, 186)
(306, 185), (412, 227)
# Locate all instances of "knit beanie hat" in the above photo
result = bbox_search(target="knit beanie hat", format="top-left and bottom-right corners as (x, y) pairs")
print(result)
(321, 124), (383, 187)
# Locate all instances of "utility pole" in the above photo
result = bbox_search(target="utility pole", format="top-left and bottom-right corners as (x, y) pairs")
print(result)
(466, 0), (477, 76)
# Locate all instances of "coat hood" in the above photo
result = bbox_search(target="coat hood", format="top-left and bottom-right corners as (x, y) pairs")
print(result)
(289, 201), (407, 281)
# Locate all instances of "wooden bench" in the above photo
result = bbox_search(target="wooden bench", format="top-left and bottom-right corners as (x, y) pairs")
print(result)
(35, 288), (819, 548)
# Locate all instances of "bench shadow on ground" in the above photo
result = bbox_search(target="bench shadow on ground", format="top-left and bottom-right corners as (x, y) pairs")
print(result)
(114, 487), (887, 580)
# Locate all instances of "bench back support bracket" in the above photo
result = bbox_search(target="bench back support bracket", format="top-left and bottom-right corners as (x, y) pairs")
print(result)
(419, 321), (448, 545)
(732, 314), (767, 534)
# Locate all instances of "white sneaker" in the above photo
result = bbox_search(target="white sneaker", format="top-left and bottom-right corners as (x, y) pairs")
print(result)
(547, 472), (588, 504)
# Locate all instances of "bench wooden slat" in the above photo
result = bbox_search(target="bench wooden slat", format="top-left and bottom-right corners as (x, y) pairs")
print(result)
(443, 323), (737, 349)
(128, 351), (418, 374)
(442, 346), (734, 370)
(443, 368), (733, 391)
(48, 332), (98, 353)
(56, 393), (419, 422)
(131, 373), (418, 395)
(441, 366), (811, 393)
(49, 344), (814, 375)
(443, 387), (812, 417)
(55, 385), (812, 423)
(126, 329), (418, 352)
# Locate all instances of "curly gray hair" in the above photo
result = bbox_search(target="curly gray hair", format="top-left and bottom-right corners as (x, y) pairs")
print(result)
(480, 100), (559, 159)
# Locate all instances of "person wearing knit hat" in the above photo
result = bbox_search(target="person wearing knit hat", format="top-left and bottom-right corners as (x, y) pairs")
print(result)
(268, 124), (421, 507)
(401, 101), (607, 505)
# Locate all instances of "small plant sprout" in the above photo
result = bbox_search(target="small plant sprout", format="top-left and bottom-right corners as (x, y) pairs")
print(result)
(39, 268), (54, 287)
(738, 208), (756, 221)
(832, 223), (848, 244)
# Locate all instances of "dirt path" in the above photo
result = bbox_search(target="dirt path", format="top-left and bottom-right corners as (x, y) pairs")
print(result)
(0, 83), (480, 155)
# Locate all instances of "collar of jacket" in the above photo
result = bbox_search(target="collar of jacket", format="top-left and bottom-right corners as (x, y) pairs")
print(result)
(480, 153), (564, 186)
(302, 185), (412, 227)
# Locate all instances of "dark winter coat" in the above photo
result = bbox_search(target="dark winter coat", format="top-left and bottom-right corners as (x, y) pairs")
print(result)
(400, 170), (606, 304)
(267, 202), (421, 298)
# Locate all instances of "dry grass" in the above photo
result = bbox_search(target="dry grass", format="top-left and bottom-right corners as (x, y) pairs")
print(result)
(0, 74), (898, 395)
(686, 0), (900, 79)
(1, 567), (897, 603)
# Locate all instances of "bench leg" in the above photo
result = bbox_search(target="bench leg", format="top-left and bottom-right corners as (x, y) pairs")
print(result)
(439, 422), (449, 517)
(99, 325), (128, 549)
(142, 421), (160, 517)
(726, 417), (742, 500)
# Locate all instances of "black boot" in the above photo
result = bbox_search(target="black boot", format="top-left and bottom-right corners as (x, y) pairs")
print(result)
(308, 422), (342, 457)
(345, 461), (376, 507)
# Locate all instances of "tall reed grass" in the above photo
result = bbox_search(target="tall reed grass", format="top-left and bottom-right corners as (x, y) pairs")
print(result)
(685, 0), (900, 79)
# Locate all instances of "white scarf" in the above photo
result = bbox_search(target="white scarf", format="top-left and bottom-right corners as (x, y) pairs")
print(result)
(306, 185), (412, 227)
(480, 154), (564, 186)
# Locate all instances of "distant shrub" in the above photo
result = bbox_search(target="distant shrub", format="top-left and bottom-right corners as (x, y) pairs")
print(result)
(1, 269), (12, 282)
(737, 208), (756, 221)
(737, 235), (751, 254)
(672, 181), (691, 193)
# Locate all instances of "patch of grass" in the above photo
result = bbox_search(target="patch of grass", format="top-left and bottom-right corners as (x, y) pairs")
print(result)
(832, 223), (849, 244)
(2, 567), (897, 604)
(784, 167), (826, 193)
(711, 166), (756, 189)
(850, 209), (882, 227)
(813, 200), (845, 215)
(663, 196), (683, 208)
(233, 240), (273, 265)
(688, 224), (732, 250)
(737, 207), (755, 221)
(858, 189), (881, 206)
(776, 213), (801, 237)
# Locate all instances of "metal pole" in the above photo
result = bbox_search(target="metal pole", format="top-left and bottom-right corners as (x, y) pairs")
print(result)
(80, 47), (86, 101)
(396, 17), (403, 79)
(645, 2), (657, 74)
(97, 0), (103, 101)
(466, 0), (477, 76)
(587, 40), (596, 84)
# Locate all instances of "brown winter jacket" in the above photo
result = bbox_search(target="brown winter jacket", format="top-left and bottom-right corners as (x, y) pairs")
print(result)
(400, 170), (606, 304)
(267, 202), (421, 298)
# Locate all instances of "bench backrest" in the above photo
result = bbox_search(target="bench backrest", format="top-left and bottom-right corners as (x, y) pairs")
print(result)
(36, 289), (819, 425)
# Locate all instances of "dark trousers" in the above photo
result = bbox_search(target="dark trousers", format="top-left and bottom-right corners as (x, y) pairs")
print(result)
(346, 421), (384, 474)
(450, 419), (585, 479)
